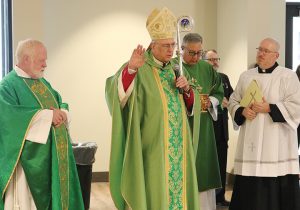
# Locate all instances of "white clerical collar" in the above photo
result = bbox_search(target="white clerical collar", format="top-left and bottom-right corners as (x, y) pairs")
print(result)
(152, 55), (169, 68)
(14, 65), (31, 78)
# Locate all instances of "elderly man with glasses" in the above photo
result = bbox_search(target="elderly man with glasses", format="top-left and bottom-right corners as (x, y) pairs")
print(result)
(106, 8), (201, 210)
(204, 49), (234, 207)
(180, 33), (224, 210)
(228, 37), (300, 210)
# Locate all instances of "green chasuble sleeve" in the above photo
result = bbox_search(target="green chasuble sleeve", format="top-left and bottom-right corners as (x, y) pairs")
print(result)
(0, 87), (39, 210)
(106, 51), (200, 210)
(183, 60), (224, 192)
(105, 63), (140, 210)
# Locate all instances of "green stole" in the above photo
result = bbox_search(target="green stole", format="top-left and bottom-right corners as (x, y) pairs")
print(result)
(154, 66), (186, 209)
(23, 79), (69, 209)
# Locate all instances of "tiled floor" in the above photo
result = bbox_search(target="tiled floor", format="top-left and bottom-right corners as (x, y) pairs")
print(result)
(90, 182), (232, 210)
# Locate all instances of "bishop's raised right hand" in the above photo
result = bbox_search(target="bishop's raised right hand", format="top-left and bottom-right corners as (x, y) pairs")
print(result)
(128, 44), (146, 71)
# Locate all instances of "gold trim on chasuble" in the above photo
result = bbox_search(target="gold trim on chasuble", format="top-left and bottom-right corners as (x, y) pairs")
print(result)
(1, 111), (41, 198)
(152, 67), (187, 210)
(179, 96), (187, 207)
(23, 79), (70, 210)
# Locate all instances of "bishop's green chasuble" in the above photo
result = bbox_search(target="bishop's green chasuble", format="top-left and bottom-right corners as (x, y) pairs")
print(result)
(106, 50), (201, 210)
(0, 70), (84, 210)
(183, 60), (223, 192)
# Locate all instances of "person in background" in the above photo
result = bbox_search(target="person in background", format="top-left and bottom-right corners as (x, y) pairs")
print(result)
(0, 39), (84, 210)
(204, 49), (233, 207)
(180, 33), (224, 210)
(296, 64), (300, 80)
(105, 7), (200, 210)
(228, 37), (300, 210)
(296, 64), (300, 168)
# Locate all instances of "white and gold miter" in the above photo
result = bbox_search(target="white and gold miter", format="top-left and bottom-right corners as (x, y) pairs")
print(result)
(146, 7), (177, 40)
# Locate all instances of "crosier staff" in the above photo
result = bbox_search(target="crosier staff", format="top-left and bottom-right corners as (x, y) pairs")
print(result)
(176, 15), (194, 76)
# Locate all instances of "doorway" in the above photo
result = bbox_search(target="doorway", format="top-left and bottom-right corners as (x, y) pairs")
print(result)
(286, 2), (300, 70)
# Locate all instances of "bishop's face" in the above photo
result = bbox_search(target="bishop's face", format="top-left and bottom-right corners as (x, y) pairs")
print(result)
(151, 38), (176, 63)
(256, 40), (279, 70)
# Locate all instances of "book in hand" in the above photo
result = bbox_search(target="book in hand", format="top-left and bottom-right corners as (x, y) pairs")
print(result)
(240, 80), (263, 107)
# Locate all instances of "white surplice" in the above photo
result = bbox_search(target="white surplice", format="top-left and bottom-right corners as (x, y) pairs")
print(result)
(199, 190), (216, 210)
(228, 66), (300, 177)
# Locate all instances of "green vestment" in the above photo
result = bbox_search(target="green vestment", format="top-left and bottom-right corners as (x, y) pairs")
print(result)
(183, 60), (223, 192)
(0, 70), (84, 210)
(105, 50), (201, 210)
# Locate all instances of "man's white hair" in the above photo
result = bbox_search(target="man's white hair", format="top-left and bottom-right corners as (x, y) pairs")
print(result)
(15, 39), (45, 63)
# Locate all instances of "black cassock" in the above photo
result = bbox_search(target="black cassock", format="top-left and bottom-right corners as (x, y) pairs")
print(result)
(213, 72), (233, 203)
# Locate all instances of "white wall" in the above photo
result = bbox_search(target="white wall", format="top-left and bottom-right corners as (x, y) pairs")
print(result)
(13, 0), (217, 172)
(13, 0), (287, 174)
(12, 0), (44, 43)
(217, 0), (248, 173)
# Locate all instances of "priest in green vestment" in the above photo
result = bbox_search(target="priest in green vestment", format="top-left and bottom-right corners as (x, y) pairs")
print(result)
(105, 7), (201, 210)
(0, 39), (84, 210)
(180, 33), (223, 210)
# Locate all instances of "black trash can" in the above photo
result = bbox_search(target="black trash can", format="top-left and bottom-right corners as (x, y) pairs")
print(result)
(72, 142), (98, 210)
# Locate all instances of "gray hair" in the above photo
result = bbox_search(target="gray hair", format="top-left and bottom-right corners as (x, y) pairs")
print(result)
(261, 37), (280, 52)
(203, 49), (217, 59)
(15, 39), (45, 63)
(182, 33), (203, 47)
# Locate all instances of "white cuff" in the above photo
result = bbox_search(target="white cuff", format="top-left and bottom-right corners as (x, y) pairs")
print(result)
(118, 72), (135, 108)
(208, 96), (219, 121)
(277, 102), (298, 130)
(128, 68), (137, 74)
(26, 110), (53, 144)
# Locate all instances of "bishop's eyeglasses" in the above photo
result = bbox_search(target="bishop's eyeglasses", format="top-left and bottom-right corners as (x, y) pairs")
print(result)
(159, 43), (177, 49)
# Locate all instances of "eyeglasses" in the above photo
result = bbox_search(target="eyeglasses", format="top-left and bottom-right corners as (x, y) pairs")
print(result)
(187, 50), (203, 57)
(205, 58), (220, 62)
(256, 47), (277, 54)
